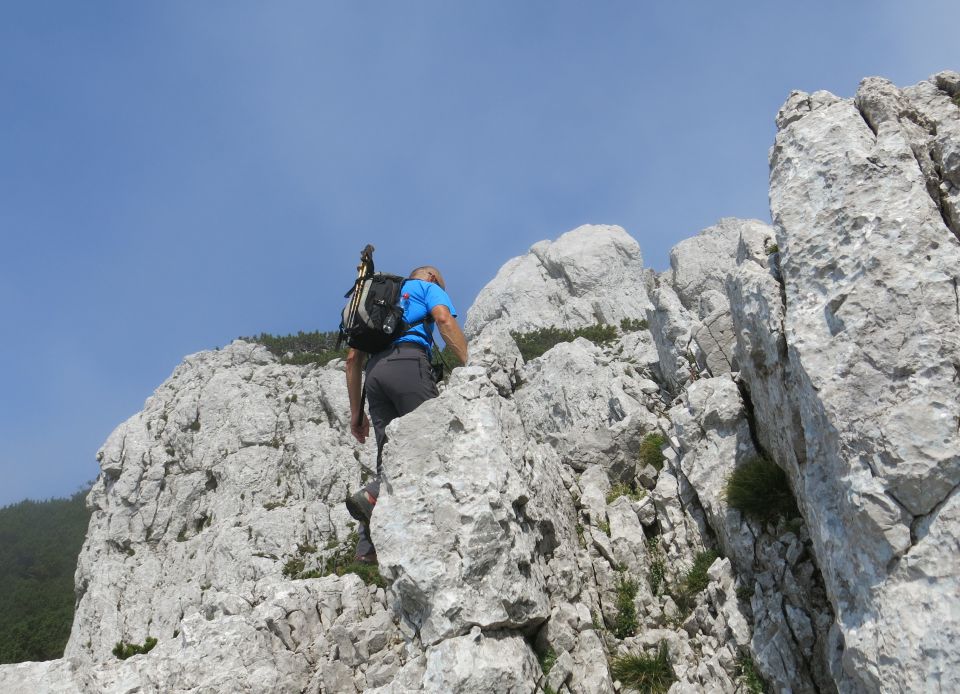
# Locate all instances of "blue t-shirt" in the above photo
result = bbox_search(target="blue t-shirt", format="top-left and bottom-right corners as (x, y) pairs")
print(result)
(396, 279), (457, 351)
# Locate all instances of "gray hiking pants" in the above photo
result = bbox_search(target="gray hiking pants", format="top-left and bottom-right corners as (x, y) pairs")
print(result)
(356, 342), (438, 555)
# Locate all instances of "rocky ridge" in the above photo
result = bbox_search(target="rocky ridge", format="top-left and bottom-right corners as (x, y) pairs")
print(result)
(1, 71), (957, 693)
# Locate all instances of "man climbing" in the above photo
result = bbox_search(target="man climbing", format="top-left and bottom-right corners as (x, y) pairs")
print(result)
(344, 265), (469, 563)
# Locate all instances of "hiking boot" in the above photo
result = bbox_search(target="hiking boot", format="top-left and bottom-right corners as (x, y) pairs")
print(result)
(345, 489), (377, 525)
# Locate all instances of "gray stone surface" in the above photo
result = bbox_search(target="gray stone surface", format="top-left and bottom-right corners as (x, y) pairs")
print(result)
(763, 70), (960, 692)
(371, 366), (561, 647)
(464, 224), (651, 342)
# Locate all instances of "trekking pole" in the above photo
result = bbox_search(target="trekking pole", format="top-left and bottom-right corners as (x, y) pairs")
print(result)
(338, 244), (376, 430)
(336, 244), (376, 350)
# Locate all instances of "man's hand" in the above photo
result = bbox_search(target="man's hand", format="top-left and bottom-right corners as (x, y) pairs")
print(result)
(351, 411), (370, 443)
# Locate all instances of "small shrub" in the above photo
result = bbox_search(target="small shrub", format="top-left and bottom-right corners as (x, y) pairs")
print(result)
(609, 642), (676, 693)
(606, 483), (644, 505)
(187, 417), (200, 432)
(620, 317), (649, 333)
(613, 573), (639, 639)
(511, 326), (575, 361)
(764, 241), (780, 255)
(738, 655), (766, 693)
(725, 456), (799, 523)
(639, 433), (667, 471)
(282, 557), (305, 578)
(574, 324), (618, 345)
(244, 330), (347, 366)
(953, 92), (960, 108)
(511, 324), (618, 361)
(647, 538), (666, 596)
(112, 636), (157, 660)
(736, 585), (753, 602)
(597, 520), (611, 536)
(262, 501), (284, 511)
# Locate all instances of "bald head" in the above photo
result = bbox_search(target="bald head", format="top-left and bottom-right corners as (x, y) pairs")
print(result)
(409, 265), (446, 290)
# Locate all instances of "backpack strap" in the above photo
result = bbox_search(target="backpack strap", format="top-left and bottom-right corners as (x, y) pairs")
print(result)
(397, 315), (432, 339)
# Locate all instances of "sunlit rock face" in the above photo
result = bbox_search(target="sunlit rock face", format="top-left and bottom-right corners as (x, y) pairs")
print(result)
(464, 223), (653, 342)
(2, 72), (958, 694)
(743, 69), (960, 692)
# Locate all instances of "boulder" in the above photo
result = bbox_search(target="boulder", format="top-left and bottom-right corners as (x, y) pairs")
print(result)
(464, 224), (651, 343)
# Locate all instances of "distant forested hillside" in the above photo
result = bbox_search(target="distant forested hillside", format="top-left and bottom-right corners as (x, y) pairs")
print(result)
(0, 489), (91, 663)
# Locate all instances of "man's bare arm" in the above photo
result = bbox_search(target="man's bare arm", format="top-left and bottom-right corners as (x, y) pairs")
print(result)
(431, 305), (468, 365)
(345, 348), (370, 442)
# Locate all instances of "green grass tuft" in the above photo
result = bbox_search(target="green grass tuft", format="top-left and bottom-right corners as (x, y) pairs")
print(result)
(609, 642), (676, 692)
(725, 456), (799, 523)
(738, 655), (766, 693)
(672, 549), (719, 616)
(613, 573), (639, 639)
(112, 636), (157, 660)
(639, 433), (667, 471)
(683, 550), (718, 595)
(539, 647), (557, 677)
(283, 532), (387, 588)
(647, 538), (666, 596)
(606, 483), (645, 505)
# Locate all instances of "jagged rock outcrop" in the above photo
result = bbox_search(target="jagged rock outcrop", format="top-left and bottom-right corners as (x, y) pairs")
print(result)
(647, 218), (776, 393)
(2, 71), (958, 694)
(729, 70), (960, 692)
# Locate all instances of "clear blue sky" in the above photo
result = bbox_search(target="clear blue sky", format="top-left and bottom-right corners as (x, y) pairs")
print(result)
(1, 1), (956, 507)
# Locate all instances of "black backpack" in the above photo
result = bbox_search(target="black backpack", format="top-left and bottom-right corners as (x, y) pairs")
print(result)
(337, 246), (430, 354)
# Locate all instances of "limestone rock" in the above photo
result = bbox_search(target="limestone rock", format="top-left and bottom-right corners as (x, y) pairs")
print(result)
(513, 339), (660, 480)
(646, 283), (696, 393)
(669, 218), (772, 317)
(464, 224), (651, 342)
(421, 629), (540, 694)
(371, 366), (570, 646)
(761, 70), (960, 691)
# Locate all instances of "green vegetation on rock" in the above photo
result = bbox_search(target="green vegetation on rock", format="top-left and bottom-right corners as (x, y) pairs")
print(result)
(619, 317), (649, 332)
(606, 482), (645, 505)
(285, 532), (386, 588)
(0, 489), (92, 664)
(639, 433), (667, 471)
(738, 654), (766, 693)
(244, 330), (346, 366)
(725, 456), (799, 523)
(613, 573), (639, 639)
(112, 636), (157, 660)
(609, 642), (676, 693)
(511, 324), (618, 361)
(672, 549), (719, 616)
